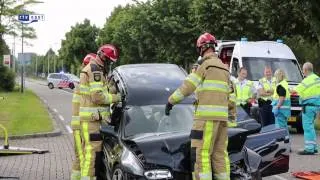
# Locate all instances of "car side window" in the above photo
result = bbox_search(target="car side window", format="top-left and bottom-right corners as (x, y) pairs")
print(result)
(61, 74), (68, 80)
(55, 74), (62, 79)
(50, 74), (58, 79)
(231, 58), (239, 77)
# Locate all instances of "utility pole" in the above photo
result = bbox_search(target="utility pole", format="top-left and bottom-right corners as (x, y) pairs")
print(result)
(54, 56), (56, 73)
(20, 23), (24, 93)
(47, 53), (50, 75)
(35, 56), (37, 76)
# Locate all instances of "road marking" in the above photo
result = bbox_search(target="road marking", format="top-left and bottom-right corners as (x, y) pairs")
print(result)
(66, 125), (73, 134)
(58, 115), (65, 121)
(274, 175), (288, 180)
(53, 108), (58, 113)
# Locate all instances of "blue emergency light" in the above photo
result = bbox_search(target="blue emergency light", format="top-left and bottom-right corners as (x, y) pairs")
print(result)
(276, 39), (283, 43)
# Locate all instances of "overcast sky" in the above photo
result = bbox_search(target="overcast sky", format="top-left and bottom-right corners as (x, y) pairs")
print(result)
(4, 0), (137, 56)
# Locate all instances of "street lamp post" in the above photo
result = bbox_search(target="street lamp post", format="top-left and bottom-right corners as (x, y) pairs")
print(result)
(20, 23), (24, 93)
(35, 55), (38, 76)
(18, 13), (45, 93)
(47, 52), (50, 75)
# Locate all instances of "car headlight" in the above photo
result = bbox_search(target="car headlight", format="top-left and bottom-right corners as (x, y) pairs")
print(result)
(144, 170), (173, 179)
(121, 147), (144, 176)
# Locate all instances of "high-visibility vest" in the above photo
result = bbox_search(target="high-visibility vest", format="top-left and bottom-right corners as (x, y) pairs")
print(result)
(272, 80), (291, 117)
(295, 73), (320, 105)
(259, 77), (276, 100)
(234, 79), (254, 105)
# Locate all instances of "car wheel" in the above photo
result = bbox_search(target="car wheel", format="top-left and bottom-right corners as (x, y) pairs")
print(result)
(48, 83), (54, 89)
(69, 83), (75, 89)
(112, 165), (128, 180)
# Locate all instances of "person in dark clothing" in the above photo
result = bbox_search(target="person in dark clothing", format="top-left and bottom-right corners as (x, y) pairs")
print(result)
(257, 66), (276, 127)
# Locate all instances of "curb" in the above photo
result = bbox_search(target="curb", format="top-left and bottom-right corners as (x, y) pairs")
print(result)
(0, 92), (62, 140)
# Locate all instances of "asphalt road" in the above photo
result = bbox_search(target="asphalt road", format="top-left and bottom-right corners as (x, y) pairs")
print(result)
(1, 79), (320, 180)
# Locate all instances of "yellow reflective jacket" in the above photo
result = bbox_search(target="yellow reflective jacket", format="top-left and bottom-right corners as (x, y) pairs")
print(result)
(295, 73), (320, 103)
(71, 83), (81, 130)
(259, 77), (276, 100)
(169, 52), (234, 122)
(79, 59), (120, 122)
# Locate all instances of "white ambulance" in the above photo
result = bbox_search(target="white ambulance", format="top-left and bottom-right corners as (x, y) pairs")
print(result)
(217, 38), (304, 133)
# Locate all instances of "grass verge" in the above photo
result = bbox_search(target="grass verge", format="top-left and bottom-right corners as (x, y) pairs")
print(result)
(0, 88), (53, 136)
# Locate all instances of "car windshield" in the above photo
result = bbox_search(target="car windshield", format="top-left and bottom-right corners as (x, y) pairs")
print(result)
(242, 57), (303, 82)
(124, 104), (194, 137)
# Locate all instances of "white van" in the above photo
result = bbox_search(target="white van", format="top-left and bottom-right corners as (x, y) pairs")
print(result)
(217, 39), (304, 132)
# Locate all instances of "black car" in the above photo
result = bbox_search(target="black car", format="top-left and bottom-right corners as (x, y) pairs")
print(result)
(100, 64), (289, 180)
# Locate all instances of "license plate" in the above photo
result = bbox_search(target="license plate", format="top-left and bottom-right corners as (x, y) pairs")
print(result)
(288, 116), (297, 122)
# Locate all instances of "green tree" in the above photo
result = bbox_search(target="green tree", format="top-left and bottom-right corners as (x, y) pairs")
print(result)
(191, 0), (263, 40)
(297, 0), (320, 44)
(0, 37), (9, 63)
(0, 0), (41, 51)
(98, 0), (197, 68)
(58, 19), (99, 73)
(97, 0), (320, 71)
(0, 64), (15, 91)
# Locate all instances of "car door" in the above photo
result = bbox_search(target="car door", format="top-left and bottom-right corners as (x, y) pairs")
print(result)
(52, 74), (62, 87)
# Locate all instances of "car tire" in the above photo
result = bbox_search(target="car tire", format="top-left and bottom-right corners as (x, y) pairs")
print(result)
(69, 83), (75, 89)
(112, 165), (128, 180)
(48, 83), (54, 89)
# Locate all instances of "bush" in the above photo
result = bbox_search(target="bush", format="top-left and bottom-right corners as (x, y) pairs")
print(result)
(0, 64), (16, 92)
(284, 36), (320, 74)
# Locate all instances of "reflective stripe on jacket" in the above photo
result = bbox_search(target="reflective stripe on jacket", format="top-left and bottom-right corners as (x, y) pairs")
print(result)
(259, 77), (276, 100)
(169, 52), (231, 121)
(79, 59), (120, 122)
(295, 73), (320, 104)
(234, 79), (254, 105)
(71, 84), (81, 129)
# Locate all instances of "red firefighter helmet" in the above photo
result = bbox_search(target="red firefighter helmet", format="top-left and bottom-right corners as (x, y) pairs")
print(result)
(196, 32), (217, 56)
(83, 53), (96, 66)
(97, 44), (119, 62)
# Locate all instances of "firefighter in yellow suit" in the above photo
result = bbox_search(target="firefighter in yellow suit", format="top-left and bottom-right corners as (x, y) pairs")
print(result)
(166, 32), (233, 180)
(79, 44), (121, 180)
(71, 53), (97, 180)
